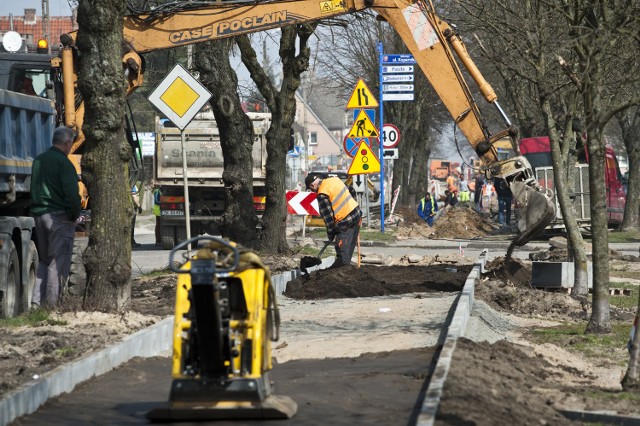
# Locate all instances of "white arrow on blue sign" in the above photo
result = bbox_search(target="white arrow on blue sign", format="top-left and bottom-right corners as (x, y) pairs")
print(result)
(383, 84), (414, 92)
(382, 74), (414, 83)
(382, 65), (414, 73)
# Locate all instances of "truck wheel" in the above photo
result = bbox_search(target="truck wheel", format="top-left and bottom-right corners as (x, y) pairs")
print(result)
(161, 235), (175, 250)
(19, 241), (38, 313)
(161, 225), (175, 250)
(0, 241), (20, 319)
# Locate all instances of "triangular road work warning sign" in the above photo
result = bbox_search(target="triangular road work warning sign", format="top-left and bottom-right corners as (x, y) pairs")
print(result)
(348, 109), (379, 138)
(347, 140), (380, 175)
(346, 79), (379, 109)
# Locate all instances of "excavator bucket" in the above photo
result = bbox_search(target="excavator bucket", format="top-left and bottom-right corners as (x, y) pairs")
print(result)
(146, 236), (297, 422)
(509, 181), (556, 246)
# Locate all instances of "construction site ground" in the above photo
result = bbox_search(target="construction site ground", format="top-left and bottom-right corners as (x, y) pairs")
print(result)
(4, 206), (640, 424)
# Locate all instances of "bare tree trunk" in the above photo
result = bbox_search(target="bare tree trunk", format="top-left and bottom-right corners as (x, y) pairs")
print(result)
(622, 299), (640, 391)
(541, 99), (589, 296)
(585, 125), (611, 333)
(75, 0), (131, 312)
(237, 24), (317, 254)
(618, 108), (640, 231)
(194, 40), (258, 248)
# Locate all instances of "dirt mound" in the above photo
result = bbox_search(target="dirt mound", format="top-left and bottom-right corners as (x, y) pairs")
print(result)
(284, 264), (472, 300)
(392, 204), (499, 240)
(394, 205), (424, 225)
(430, 205), (498, 239)
(484, 256), (532, 288)
(478, 257), (589, 320)
(438, 338), (576, 425)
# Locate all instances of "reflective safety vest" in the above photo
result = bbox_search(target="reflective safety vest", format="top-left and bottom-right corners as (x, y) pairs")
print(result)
(318, 177), (358, 222)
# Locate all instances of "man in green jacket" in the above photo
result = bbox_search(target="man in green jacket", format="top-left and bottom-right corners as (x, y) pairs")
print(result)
(30, 127), (81, 308)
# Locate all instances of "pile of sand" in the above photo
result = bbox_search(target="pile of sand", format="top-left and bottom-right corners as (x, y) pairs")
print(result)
(393, 204), (498, 240)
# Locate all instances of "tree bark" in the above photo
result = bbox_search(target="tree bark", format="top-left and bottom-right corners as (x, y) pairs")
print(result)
(75, 0), (131, 312)
(585, 124), (611, 333)
(618, 108), (640, 231)
(194, 40), (258, 248)
(237, 24), (317, 254)
(540, 99), (589, 296)
(622, 302), (640, 391)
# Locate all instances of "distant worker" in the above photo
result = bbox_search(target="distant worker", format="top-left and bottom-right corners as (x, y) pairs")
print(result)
(446, 173), (457, 193)
(458, 175), (470, 202)
(474, 172), (485, 208)
(483, 179), (495, 213)
(305, 173), (362, 268)
(494, 177), (513, 225)
(467, 177), (476, 200)
(444, 189), (459, 208)
(131, 184), (142, 248)
(152, 185), (162, 246)
(417, 192), (438, 227)
(30, 127), (81, 308)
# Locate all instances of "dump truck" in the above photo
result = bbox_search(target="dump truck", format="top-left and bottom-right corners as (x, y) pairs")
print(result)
(155, 110), (269, 249)
(0, 64), (55, 317)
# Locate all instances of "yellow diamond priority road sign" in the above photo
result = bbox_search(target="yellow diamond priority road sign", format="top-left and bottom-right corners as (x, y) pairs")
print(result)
(148, 64), (212, 130)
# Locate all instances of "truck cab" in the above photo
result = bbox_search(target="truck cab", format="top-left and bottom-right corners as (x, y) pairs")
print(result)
(0, 52), (55, 97)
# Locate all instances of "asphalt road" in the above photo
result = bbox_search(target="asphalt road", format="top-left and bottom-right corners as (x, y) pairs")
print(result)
(12, 348), (437, 426)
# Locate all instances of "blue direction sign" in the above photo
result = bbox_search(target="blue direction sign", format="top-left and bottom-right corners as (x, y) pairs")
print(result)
(382, 65), (414, 74)
(382, 74), (414, 83)
(383, 83), (414, 92)
(382, 54), (416, 64)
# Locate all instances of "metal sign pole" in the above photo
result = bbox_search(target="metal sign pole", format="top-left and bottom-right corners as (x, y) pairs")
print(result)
(181, 130), (192, 254)
(378, 41), (385, 233)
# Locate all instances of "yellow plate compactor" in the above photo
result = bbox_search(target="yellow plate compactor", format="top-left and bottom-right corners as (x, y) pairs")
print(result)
(146, 236), (297, 421)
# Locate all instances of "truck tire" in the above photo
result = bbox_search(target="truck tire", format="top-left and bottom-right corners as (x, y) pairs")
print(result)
(0, 241), (20, 319)
(161, 225), (175, 250)
(19, 240), (38, 313)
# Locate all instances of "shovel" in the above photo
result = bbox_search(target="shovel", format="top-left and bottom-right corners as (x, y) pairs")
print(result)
(300, 240), (331, 274)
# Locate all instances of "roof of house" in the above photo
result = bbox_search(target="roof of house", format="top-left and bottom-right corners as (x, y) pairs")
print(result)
(0, 9), (76, 52)
(303, 84), (345, 131)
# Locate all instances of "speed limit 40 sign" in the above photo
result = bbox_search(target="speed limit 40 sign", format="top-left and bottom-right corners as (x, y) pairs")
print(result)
(382, 124), (400, 148)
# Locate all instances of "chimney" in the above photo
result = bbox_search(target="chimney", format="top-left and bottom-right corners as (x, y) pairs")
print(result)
(24, 9), (37, 25)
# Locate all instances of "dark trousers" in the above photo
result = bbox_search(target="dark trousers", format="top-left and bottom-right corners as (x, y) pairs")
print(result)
(131, 214), (137, 243)
(331, 223), (360, 267)
(474, 189), (483, 207)
(33, 212), (75, 307)
(498, 197), (512, 225)
(155, 216), (162, 244)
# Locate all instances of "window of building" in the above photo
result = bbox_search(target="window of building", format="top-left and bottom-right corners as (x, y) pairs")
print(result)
(309, 132), (318, 146)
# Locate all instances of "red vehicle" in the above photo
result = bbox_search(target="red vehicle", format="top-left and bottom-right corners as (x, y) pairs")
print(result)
(520, 136), (626, 227)
(429, 159), (461, 181)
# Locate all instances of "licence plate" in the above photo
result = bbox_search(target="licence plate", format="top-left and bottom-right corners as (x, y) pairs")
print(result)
(161, 210), (184, 216)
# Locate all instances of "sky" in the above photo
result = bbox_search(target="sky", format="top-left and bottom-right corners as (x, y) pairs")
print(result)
(0, 0), (73, 17)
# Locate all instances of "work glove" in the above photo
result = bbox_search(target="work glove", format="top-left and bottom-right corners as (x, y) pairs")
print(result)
(138, 207), (143, 213)
(327, 233), (335, 242)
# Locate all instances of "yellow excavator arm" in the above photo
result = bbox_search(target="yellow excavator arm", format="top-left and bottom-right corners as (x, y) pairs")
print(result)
(57, 0), (554, 245)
